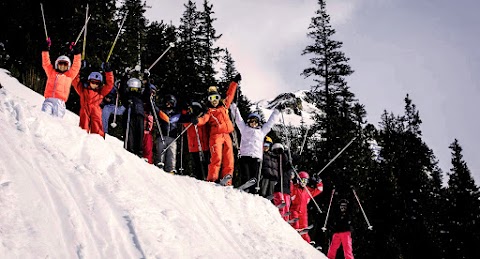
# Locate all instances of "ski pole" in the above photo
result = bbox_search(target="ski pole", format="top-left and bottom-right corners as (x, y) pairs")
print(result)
(299, 127), (309, 156)
(150, 96), (165, 144)
(316, 136), (357, 177)
(178, 131), (184, 175)
(124, 102), (132, 149)
(81, 4), (88, 60)
(147, 42), (175, 71)
(106, 10), (129, 62)
(322, 189), (336, 231)
(279, 154), (285, 207)
(280, 111), (323, 213)
(40, 3), (48, 40)
(111, 84), (120, 128)
(194, 125), (206, 180)
(160, 123), (193, 156)
(352, 188), (373, 230)
(255, 159), (263, 193)
(74, 15), (91, 46)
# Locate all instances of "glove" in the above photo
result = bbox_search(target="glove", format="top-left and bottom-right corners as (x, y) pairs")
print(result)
(43, 37), (51, 51)
(276, 103), (285, 111)
(102, 62), (112, 72)
(81, 60), (88, 70)
(70, 42), (81, 55)
(233, 73), (242, 83)
(191, 116), (199, 125)
(143, 69), (150, 78)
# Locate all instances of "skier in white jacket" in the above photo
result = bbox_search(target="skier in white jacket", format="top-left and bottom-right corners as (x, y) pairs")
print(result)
(230, 103), (281, 192)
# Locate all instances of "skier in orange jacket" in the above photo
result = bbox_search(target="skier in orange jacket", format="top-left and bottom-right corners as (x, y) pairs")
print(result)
(41, 38), (81, 117)
(196, 74), (241, 185)
(72, 63), (114, 138)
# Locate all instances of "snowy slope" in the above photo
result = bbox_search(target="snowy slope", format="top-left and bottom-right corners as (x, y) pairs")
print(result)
(0, 69), (325, 258)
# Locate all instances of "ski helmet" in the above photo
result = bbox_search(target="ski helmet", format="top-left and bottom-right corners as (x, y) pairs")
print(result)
(88, 72), (103, 82)
(339, 199), (349, 206)
(126, 78), (142, 92)
(264, 136), (273, 144)
(55, 55), (71, 70)
(247, 113), (261, 124)
(271, 143), (284, 153)
(164, 94), (177, 107)
(299, 171), (309, 179)
(189, 102), (205, 117)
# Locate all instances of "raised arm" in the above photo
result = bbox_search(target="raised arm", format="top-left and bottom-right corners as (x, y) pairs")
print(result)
(99, 71), (114, 97)
(261, 109), (280, 134)
(230, 103), (246, 133)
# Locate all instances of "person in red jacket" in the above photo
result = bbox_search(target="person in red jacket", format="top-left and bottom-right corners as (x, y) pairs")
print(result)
(290, 171), (324, 243)
(72, 63), (114, 138)
(183, 102), (210, 180)
(196, 74), (241, 185)
(41, 38), (81, 117)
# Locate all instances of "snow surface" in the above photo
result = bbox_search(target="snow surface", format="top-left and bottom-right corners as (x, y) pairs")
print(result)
(0, 69), (325, 258)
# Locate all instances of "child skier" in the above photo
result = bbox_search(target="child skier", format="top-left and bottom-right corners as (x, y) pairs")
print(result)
(270, 143), (293, 221)
(290, 171), (324, 243)
(327, 199), (355, 259)
(229, 102), (280, 192)
(41, 38), (81, 117)
(72, 63), (114, 138)
(101, 82), (125, 134)
(196, 74), (241, 185)
(183, 102), (210, 180)
(156, 94), (182, 173)
(120, 76), (144, 157)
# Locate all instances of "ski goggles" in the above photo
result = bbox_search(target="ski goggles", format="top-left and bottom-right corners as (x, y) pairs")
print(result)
(247, 118), (259, 124)
(129, 87), (141, 92)
(263, 143), (271, 148)
(300, 178), (309, 185)
(89, 80), (101, 86)
(208, 94), (221, 101)
(57, 61), (69, 66)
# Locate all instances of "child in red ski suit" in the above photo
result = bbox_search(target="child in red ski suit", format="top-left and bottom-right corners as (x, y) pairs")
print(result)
(41, 38), (81, 117)
(183, 102), (210, 180)
(196, 74), (241, 185)
(327, 199), (355, 259)
(72, 63), (114, 138)
(290, 171), (323, 242)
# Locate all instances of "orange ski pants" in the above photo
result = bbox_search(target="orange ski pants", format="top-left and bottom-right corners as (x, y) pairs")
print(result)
(207, 133), (234, 185)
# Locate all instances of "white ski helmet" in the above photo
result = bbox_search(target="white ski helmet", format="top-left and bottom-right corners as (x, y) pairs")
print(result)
(271, 143), (285, 153)
(55, 55), (71, 70)
(127, 78), (142, 92)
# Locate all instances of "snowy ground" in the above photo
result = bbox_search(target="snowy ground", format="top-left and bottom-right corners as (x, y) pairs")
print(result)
(0, 69), (325, 258)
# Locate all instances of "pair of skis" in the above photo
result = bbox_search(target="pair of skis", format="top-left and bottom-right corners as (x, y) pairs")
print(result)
(217, 175), (257, 192)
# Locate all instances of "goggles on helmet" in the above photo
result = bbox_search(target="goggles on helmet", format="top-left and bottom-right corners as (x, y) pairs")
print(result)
(208, 94), (221, 101)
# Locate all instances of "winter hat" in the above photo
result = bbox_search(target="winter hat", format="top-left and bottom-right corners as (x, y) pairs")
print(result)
(247, 113), (261, 124)
(207, 86), (219, 95)
(164, 94), (177, 107)
(264, 136), (273, 144)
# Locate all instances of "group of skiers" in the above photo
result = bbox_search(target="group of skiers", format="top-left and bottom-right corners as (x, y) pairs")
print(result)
(40, 38), (355, 258)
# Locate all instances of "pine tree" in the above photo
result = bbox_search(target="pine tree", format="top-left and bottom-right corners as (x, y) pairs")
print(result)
(444, 139), (480, 259)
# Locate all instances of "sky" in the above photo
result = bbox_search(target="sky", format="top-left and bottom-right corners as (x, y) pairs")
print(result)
(144, 0), (480, 184)
(0, 69), (324, 258)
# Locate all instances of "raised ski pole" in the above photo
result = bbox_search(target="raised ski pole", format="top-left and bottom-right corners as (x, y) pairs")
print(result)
(150, 95), (165, 144)
(81, 4), (88, 60)
(299, 127), (309, 156)
(194, 125), (206, 180)
(106, 10), (128, 62)
(322, 189), (336, 231)
(147, 42), (175, 71)
(73, 15), (91, 46)
(40, 3), (48, 40)
(316, 136), (357, 177)
(352, 188), (373, 230)
(278, 154), (286, 208)
(160, 123), (193, 156)
(281, 111), (322, 213)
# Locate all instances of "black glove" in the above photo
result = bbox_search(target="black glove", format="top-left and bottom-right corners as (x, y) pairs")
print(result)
(102, 62), (112, 72)
(191, 116), (199, 125)
(143, 69), (150, 79)
(233, 73), (242, 83)
(276, 103), (285, 111)
(70, 42), (81, 55)
(42, 37), (51, 51)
